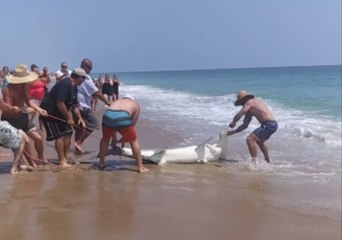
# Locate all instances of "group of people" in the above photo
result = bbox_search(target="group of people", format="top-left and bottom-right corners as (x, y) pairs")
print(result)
(0, 59), (148, 174)
(0, 59), (278, 175)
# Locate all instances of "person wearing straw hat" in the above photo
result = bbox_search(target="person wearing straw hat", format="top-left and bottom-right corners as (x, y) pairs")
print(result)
(40, 68), (86, 167)
(0, 86), (34, 173)
(227, 90), (278, 163)
(1, 64), (50, 166)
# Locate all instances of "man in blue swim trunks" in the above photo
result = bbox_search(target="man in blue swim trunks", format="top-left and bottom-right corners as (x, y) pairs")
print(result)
(227, 90), (278, 163)
(98, 96), (149, 173)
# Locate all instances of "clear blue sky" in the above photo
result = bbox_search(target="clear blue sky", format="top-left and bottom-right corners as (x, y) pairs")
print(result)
(1, 0), (341, 72)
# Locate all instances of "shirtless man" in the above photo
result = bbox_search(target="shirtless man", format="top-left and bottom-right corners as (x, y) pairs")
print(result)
(2, 64), (49, 166)
(98, 96), (149, 173)
(227, 90), (278, 163)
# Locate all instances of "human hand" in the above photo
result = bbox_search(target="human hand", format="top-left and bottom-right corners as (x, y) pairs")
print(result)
(12, 106), (21, 114)
(67, 118), (75, 126)
(39, 109), (48, 116)
(229, 122), (236, 128)
(227, 131), (235, 136)
(25, 107), (36, 114)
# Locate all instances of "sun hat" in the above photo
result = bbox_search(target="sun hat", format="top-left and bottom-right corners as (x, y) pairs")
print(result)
(6, 64), (38, 84)
(234, 90), (255, 106)
(72, 67), (87, 78)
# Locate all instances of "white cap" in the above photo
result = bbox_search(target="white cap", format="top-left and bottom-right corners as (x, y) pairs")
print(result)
(123, 94), (135, 101)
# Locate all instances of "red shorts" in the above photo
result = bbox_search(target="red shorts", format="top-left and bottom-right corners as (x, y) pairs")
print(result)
(102, 125), (137, 142)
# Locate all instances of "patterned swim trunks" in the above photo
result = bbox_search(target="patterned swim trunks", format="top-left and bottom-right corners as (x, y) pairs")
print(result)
(0, 120), (23, 150)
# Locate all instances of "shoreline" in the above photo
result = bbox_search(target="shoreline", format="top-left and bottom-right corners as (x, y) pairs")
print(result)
(0, 110), (341, 240)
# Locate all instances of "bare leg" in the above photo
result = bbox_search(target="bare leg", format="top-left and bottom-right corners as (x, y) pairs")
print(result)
(99, 138), (110, 170)
(23, 141), (37, 167)
(256, 140), (270, 163)
(55, 136), (72, 167)
(110, 133), (118, 148)
(27, 130), (49, 164)
(63, 133), (73, 164)
(74, 130), (92, 154)
(10, 135), (26, 174)
(246, 133), (259, 163)
(129, 139), (149, 173)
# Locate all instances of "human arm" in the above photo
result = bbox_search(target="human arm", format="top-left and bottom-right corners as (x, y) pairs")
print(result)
(56, 101), (74, 125)
(228, 104), (251, 129)
(227, 113), (252, 136)
(131, 104), (140, 125)
(0, 98), (21, 114)
(93, 91), (110, 106)
(73, 106), (86, 128)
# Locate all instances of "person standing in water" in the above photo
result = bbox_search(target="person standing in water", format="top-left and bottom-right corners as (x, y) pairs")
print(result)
(227, 90), (278, 163)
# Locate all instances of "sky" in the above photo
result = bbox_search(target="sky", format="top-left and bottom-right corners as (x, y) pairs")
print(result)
(0, 0), (341, 72)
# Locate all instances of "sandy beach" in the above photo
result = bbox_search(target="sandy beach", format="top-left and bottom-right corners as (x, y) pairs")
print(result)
(0, 114), (340, 240)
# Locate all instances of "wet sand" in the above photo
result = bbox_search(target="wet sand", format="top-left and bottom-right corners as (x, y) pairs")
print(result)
(0, 117), (341, 240)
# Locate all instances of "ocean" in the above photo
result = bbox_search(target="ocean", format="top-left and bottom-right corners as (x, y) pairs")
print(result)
(94, 65), (341, 220)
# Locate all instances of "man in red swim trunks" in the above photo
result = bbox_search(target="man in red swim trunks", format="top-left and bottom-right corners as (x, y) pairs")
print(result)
(98, 96), (149, 173)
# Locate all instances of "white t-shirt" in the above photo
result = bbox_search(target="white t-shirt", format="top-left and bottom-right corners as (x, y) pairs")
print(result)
(55, 69), (72, 80)
(77, 74), (98, 110)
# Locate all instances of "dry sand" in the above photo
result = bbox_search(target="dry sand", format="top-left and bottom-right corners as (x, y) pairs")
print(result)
(0, 117), (340, 240)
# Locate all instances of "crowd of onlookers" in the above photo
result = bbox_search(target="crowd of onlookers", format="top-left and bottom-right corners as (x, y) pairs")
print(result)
(0, 59), (145, 175)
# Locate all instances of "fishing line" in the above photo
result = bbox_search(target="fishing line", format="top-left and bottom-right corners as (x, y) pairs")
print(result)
(140, 122), (180, 145)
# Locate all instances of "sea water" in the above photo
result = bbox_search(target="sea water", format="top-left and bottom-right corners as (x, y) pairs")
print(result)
(95, 65), (341, 219)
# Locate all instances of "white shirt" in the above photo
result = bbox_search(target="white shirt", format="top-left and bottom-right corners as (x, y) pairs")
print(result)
(77, 74), (98, 110)
(55, 69), (72, 80)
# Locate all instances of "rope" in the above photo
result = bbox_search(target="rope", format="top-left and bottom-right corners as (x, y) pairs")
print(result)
(22, 149), (91, 173)
(47, 114), (102, 141)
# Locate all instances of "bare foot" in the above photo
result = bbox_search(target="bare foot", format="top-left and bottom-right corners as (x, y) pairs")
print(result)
(10, 168), (20, 175)
(99, 161), (105, 170)
(74, 143), (85, 154)
(138, 166), (149, 173)
(19, 164), (34, 172)
(60, 162), (74, 168)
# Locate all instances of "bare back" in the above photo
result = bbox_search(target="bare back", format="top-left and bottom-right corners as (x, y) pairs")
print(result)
(244, 98), (274, 123)
(108, 98), (140, 124)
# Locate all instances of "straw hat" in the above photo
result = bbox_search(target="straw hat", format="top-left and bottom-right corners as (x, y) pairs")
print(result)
(7, 64), (38, 84)
(234, 90), (255, 106)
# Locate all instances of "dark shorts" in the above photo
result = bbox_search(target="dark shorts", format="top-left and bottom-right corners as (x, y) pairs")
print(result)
(76, 108), (99, 131)
(40, 116), (73, 141)
(1, 112), (35, 133)
(253, 120), (278, 141)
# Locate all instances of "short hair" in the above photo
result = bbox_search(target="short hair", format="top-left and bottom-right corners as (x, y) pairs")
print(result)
(31, 64), (38, 70)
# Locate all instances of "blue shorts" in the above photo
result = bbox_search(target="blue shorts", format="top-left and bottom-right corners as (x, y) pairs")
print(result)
(102, 110), (133, 129)
(253, 120), (278, 141)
